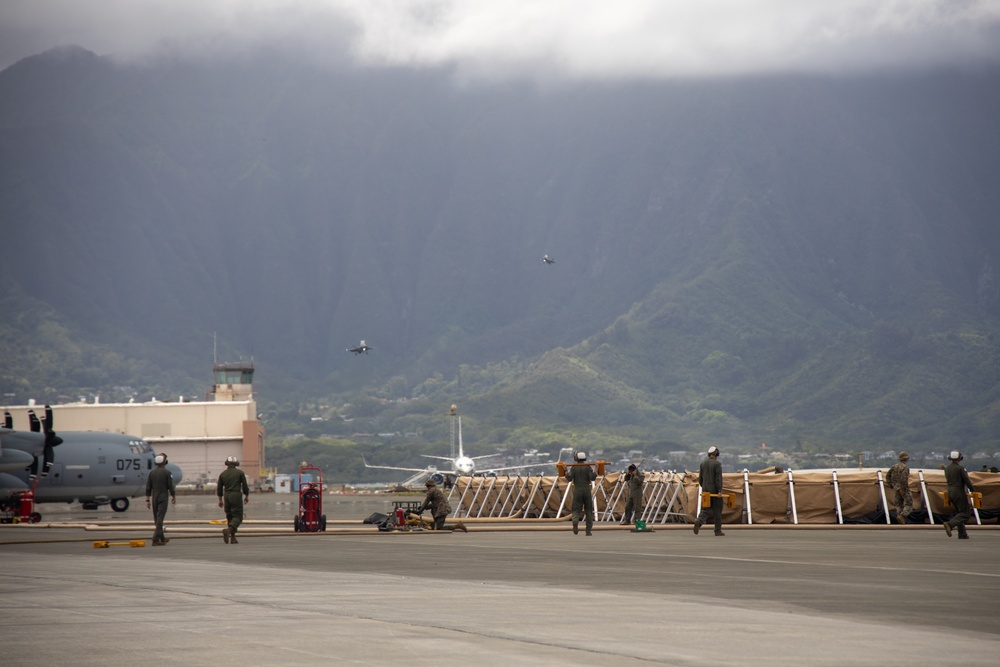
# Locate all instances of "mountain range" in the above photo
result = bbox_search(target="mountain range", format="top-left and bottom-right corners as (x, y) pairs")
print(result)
(1, 46), (998, 455)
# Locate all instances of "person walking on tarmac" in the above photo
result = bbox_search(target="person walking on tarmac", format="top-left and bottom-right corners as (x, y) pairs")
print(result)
(943, 450), (975, 540)
(217, 456), (249, 544)
(622, 464), (645, 525)
(887, 451), (913, 524)
(145, 453), (176, 546)
(566, 451), (597, 536)
(417, 478), (467, 532)
(694, 446), (725, 537)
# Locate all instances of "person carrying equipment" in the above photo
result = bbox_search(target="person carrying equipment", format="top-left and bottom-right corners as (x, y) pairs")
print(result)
(622, 464), (645, 525)
(694, 446), (725, 537)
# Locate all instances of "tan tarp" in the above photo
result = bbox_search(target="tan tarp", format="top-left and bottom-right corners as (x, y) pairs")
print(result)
(449, 470), (1000, 524)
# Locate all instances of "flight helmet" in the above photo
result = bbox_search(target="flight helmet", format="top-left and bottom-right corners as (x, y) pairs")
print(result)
(154, 454), (167, 465)
(575, 451), (587, 462)
(708, 446), (720, 456)
(949, 450), (963, 462)
(226, 455), (239, 466)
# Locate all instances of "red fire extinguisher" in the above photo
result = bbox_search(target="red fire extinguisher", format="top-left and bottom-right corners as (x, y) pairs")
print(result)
(19, 490), (36, 523)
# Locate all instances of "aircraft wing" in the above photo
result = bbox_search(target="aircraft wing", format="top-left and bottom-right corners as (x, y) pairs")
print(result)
(362, 455), (437, 474)
(480, 461), (558, 474)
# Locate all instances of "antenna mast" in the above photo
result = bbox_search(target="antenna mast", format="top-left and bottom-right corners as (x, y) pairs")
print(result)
(449, 404), (458, 461)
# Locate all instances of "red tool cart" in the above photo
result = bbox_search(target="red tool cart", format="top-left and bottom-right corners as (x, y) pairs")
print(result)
(293, 464), (327, 532)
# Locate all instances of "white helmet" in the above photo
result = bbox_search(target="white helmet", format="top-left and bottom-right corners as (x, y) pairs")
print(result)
(708, 446), (720, 456)
(226, 455), (239, 465)
(154, 454), (166, 465)
(575, 451), (587, 462)
(949, 450), (962, 462)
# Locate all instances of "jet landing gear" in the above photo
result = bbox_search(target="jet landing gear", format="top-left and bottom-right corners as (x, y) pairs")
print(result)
(81, 498), (130, 512)
(110, 498), (130, 512)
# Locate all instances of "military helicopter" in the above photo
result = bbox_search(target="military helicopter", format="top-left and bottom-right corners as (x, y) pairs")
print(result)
(347, 340), (372, 355)
(0, 406), (182, 520)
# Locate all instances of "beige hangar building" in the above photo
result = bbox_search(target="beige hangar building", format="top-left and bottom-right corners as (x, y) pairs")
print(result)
(2, 362), (265, 487)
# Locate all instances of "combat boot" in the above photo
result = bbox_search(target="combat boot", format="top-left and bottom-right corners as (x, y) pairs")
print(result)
(230, 532), (239, 544)
(572, 519), (579, 535)
(943, 522), (952, 537)
(693, 520), (702, 535)
(454, 522), (468, 533)
(222, 527), (230, 544)
(714, 530), (725, 536)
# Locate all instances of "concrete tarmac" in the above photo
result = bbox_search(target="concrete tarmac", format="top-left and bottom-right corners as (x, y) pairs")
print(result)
(2, 498), (998, 666)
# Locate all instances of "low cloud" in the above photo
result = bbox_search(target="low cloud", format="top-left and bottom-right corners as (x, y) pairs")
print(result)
(2, 0), (999, 79)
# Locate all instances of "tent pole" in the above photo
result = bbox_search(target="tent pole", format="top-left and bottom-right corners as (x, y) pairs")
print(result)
(917, 470), (934, 525)
(876, 470), (892, 524)
(832, 470), (844, 525)
(787, 469), (799, 525)
(521, 474), (543, 518)
(742, 469), (753, 525)
(475, 476), (497, 518)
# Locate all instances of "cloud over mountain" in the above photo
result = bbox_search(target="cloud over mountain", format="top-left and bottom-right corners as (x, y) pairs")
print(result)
(3, 0), (1000, 78)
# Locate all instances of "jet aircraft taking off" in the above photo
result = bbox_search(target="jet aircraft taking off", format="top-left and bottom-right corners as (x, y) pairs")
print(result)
(0, 406), (182, 520)
(347, 340), (372, 354)
(542, 254), (556, 264)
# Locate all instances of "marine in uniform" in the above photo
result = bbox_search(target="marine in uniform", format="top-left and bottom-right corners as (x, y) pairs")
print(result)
(694, 446), (725, 536)
(217, 456), (249, 544)
(565, 451), (597, 536)
(943, 450), (975, 540)
(417, 478), (467, 532)
(145, 453), (176, 545)
(622, 464), (645, 525)
(887, 451), (913, 524)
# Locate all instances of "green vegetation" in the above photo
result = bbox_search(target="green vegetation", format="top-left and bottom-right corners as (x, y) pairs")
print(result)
(2, 50), (999, 470)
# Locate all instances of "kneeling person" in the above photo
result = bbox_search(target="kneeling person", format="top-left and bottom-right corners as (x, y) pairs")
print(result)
(417, 478), (467, 532)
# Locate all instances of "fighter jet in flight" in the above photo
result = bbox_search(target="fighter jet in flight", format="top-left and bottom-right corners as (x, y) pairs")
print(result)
(542, 255), (556, 264)
(347, 340), (372, 355)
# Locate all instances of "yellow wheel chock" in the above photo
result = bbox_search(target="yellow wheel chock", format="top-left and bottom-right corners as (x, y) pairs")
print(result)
(701, 492), (736, 509)
(93, 540), (147, 549)
(938, 491), (982, 509)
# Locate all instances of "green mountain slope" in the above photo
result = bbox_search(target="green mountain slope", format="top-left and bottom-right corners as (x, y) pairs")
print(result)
(1, 49), (998, 453)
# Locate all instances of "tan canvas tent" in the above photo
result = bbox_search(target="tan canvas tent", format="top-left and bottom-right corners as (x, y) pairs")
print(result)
(447, 469), (1000, 525)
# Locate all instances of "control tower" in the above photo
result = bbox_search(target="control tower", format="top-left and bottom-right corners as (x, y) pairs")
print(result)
(211, 361), (254, 402)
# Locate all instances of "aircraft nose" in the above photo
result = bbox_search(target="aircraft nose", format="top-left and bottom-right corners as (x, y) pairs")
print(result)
(166, 462), (184, 484)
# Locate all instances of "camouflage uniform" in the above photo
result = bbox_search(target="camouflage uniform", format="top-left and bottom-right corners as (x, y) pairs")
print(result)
(623, 468), (645, 524)
(217, 465), (249, 539)
(887, 455), (912, 524)
(565, 464), (597, 535)
(419, 483), (457, 530)
(145, 464), (175, 544)
(944, 459), (975, 539)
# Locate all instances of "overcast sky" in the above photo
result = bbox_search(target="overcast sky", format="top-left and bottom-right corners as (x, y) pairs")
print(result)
(2, 0), (999, 79)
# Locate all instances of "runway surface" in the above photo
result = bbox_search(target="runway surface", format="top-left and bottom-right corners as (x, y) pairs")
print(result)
(2, 496), (998, 666)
